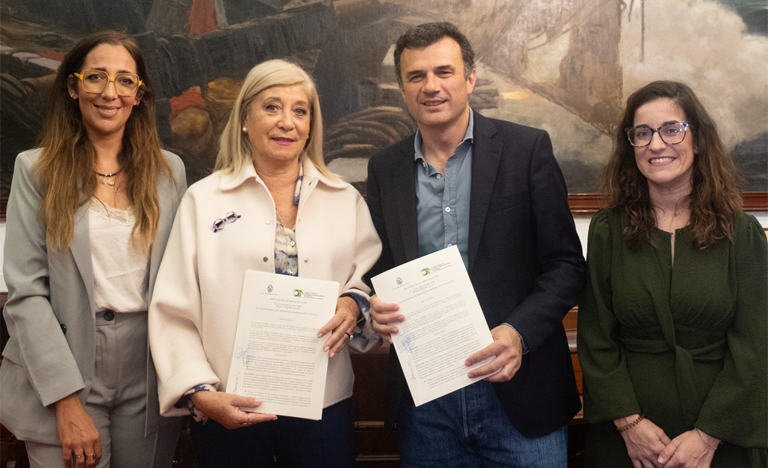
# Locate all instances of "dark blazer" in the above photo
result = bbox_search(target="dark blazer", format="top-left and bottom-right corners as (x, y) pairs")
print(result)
(366, 111), (586, 438)
(0, 149), (186, 444)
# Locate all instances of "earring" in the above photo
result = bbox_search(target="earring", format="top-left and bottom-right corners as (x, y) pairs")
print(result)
(242, 126), (248, 133)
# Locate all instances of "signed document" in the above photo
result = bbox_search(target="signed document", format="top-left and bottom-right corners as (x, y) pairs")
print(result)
(371, 246), (495, 406)
(225, 271), (339, 420)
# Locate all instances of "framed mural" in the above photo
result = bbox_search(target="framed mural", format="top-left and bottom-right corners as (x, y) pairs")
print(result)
(1, 0), (766, 218)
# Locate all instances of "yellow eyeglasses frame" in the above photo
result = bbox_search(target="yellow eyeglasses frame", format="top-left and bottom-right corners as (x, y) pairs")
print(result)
(73, 70), (143, 96)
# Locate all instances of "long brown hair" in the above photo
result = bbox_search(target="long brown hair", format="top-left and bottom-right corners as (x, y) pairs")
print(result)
(34, 30), (171, 252)
(603, 80), (742, 249)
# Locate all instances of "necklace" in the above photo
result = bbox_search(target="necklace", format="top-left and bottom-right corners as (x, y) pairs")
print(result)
(653, 204), (689, 232)
(274, 163), (303, 228)
(94, 169), (122, 186)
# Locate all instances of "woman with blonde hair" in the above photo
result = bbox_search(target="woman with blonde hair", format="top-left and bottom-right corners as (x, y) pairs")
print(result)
(149, 59), (382, 467)
(578, 80), (767, 468)
(0, 31), (186, 467)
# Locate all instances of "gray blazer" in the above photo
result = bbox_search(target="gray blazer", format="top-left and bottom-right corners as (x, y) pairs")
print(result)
(0, 148), (186, 444)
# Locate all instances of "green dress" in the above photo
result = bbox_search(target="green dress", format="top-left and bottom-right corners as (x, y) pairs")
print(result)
(578, 209), (767, 467)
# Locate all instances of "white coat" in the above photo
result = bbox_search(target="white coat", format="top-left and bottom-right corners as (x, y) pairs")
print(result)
(148, 158), (382, 415)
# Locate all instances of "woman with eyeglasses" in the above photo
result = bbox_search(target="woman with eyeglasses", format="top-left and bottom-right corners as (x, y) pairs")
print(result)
(0, 31), (186, 467)
(577, 80), (767, 468)
(148, 59), (382, 468)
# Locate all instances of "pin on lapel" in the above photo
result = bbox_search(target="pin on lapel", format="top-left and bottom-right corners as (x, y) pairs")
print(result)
(212, 211), (241, 233)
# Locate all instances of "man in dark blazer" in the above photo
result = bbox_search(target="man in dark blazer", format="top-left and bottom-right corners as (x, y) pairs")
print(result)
(366, 22), (586, 467)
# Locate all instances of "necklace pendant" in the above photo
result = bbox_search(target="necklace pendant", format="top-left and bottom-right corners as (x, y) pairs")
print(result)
(94, 168), (122, 185)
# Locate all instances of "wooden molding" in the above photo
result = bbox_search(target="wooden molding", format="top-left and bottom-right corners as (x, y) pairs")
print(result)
(568, 192), (768, 214)
(743, 192), (768, 212)
(567, 194), (606, 214)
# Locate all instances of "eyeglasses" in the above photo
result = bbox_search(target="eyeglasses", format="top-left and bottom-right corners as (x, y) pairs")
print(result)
(625, 122), (690, 147)
(212, 211), (241, 233)
(73, 69), (143, 97)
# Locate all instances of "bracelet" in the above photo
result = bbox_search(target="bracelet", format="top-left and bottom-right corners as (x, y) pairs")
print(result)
(696, 429), (720, 451)
(617, 414), (645, 433)
(340, 292), (368, 327)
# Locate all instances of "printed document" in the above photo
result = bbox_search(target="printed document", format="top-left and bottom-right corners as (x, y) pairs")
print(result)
(226, 271), (338, 420)
(371, 245), (495, 406)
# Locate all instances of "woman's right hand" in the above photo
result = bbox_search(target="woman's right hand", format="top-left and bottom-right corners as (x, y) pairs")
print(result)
(55, 393), (101, 468)
(189, 391), (277, 429)
(616, 415), (672, 468)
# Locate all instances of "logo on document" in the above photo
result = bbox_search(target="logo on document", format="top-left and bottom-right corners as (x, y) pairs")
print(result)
(293, 289), (303, 297)
(396, 277), (402, 285)
(267, 285), (273, 293)
(421, 268), (431, 276)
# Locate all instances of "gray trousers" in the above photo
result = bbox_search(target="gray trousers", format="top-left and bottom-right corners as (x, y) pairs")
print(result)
(26, 311), (181, 468)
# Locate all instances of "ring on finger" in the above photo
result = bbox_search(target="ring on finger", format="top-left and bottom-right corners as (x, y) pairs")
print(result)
(345, 332), (353, 339)
(75, 453), (84, 459)
(85, 454), (96, 461)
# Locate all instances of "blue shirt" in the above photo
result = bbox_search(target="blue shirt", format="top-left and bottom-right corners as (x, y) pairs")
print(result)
(414, 110), (474, 269)
(413, 110), (528, 353)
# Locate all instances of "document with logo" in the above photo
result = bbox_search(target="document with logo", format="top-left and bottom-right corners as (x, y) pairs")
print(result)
(371, 245), (495, 406)
(225, 271), (339, 420)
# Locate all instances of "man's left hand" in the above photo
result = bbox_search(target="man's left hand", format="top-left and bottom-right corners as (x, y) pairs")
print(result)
(465, 325), (522, 382)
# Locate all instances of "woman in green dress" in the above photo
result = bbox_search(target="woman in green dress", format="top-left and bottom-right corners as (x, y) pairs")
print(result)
(578, 80), (767, 468)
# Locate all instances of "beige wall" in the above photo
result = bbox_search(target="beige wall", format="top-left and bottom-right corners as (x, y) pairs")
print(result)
(2, 213), (767, 292)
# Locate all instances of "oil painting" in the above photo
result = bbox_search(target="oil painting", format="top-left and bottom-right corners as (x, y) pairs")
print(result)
(1, 0), (766, 202)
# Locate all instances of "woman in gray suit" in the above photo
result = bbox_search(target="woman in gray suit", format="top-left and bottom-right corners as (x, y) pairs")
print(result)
(0, 31), (186, 468)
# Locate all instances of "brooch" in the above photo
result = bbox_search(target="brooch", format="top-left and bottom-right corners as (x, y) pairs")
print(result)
(212, 211), (241, 233)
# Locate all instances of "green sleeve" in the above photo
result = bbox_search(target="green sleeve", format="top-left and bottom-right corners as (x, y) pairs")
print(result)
(578, 209), (642, 423)
(696, 214), (767, 448)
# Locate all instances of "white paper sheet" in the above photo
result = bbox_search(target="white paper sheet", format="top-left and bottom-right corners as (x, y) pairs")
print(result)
(371, 245), (495, 406)
(225, 271), (339, 420)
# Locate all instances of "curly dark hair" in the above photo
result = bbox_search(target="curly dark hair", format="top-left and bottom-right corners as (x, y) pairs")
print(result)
(603, 80), (742, 249)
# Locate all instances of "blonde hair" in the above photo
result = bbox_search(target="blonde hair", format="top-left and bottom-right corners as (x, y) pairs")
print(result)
(215, 59), (336, 180)
(34, 30), (172, 252)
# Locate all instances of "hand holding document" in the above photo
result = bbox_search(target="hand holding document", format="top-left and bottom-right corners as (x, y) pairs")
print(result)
(225, 271), (339, 420)
(371, 246), (496, 406)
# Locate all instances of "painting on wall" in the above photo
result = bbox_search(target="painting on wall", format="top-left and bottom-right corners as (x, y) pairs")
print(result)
(1, 0), (766, 205)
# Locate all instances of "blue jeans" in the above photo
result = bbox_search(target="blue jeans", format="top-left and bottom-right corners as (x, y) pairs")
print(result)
(397, 381), (568, 468)
(191, 398), (355, 468)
